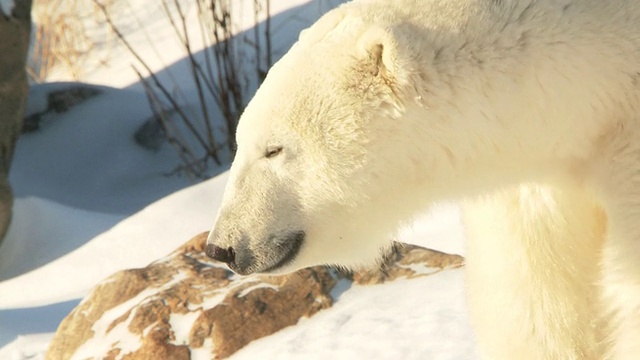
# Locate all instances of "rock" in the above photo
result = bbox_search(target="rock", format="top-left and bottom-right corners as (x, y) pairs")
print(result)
(47, 232), (464, 359)
(350, 242), (465, 285)
(133, 116), (165, 151)
(22, 112), (43, 133)
(47, 86), (102, 113)
(22, 84), (103, 133)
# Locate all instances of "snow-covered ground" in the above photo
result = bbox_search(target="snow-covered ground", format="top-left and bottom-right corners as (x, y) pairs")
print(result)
(0, 0), (478, 358)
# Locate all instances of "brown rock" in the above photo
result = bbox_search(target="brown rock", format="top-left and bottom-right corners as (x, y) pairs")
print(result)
(121, 326), (190, 360)
(22, 85), (103, 133)
(47, 232), (464, 359)
(45, 265), (172, 360)
(48, 86), (102, 113)
(351, 242), (465, 285)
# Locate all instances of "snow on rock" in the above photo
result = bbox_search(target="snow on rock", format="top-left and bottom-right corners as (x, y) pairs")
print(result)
(168, 311), (201, 346)
(352, 243), (464, 285)
(46, 232), (335, 359)
(233, 270), (477, 360)
(46, 232), (465, 360)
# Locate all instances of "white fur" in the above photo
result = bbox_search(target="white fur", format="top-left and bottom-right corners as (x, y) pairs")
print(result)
(208, 0), (640, 358)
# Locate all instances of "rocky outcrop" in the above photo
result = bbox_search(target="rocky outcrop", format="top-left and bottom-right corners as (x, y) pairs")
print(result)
(352, 242), (465, 285)
(47, 232), (464, 359)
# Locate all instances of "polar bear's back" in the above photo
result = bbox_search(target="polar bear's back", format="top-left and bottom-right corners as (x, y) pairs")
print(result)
(321, 0), (640, 62)
(337, 0), (640, 33)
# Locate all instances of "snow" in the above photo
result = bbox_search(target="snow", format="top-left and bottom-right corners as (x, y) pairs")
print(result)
(168, 312), (201, 346)
(0, 198), (122, 281)
(0, 0), (478, 358)
(237, 283), (280, 298)
(0, 0), (13, 17)
(1, 333), (52, 360)
(12, 83), (194, 214)
(190, 338), (215, 360)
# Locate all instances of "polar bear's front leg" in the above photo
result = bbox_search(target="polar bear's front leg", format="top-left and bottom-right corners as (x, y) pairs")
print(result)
(589, 134), (640, 359)
(597, 196), (640, 359)
(462, 184), (606, 360)
(600, 232), (640, 360)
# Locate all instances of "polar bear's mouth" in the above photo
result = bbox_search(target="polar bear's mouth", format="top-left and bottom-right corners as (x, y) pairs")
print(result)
(226, 230), (305, 275)
(260, 230), (305, 274)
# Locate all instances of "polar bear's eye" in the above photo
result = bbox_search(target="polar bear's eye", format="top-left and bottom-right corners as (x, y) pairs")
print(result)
(265, 145), (283, 159)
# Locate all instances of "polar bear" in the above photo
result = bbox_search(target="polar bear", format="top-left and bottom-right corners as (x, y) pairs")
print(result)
(205, 0), (640, 358)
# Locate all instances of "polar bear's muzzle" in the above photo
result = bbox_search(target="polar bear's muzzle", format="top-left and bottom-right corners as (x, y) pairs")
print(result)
(206, 230), (305, 275)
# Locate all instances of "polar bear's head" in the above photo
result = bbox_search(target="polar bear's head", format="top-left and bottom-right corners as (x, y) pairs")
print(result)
(206, 9), (426, 275)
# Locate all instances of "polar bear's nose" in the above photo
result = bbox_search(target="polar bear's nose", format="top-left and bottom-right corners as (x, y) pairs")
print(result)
(205, 244), (236, 264)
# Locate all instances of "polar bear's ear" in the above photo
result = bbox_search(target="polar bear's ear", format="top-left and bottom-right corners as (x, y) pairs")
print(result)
(357, 26), (397, 78)
(299, 10), (346, 46)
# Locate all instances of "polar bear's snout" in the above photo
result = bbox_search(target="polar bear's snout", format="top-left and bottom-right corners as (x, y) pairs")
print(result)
(206, 226), (306, 275)
(205, 244), (235, 264)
